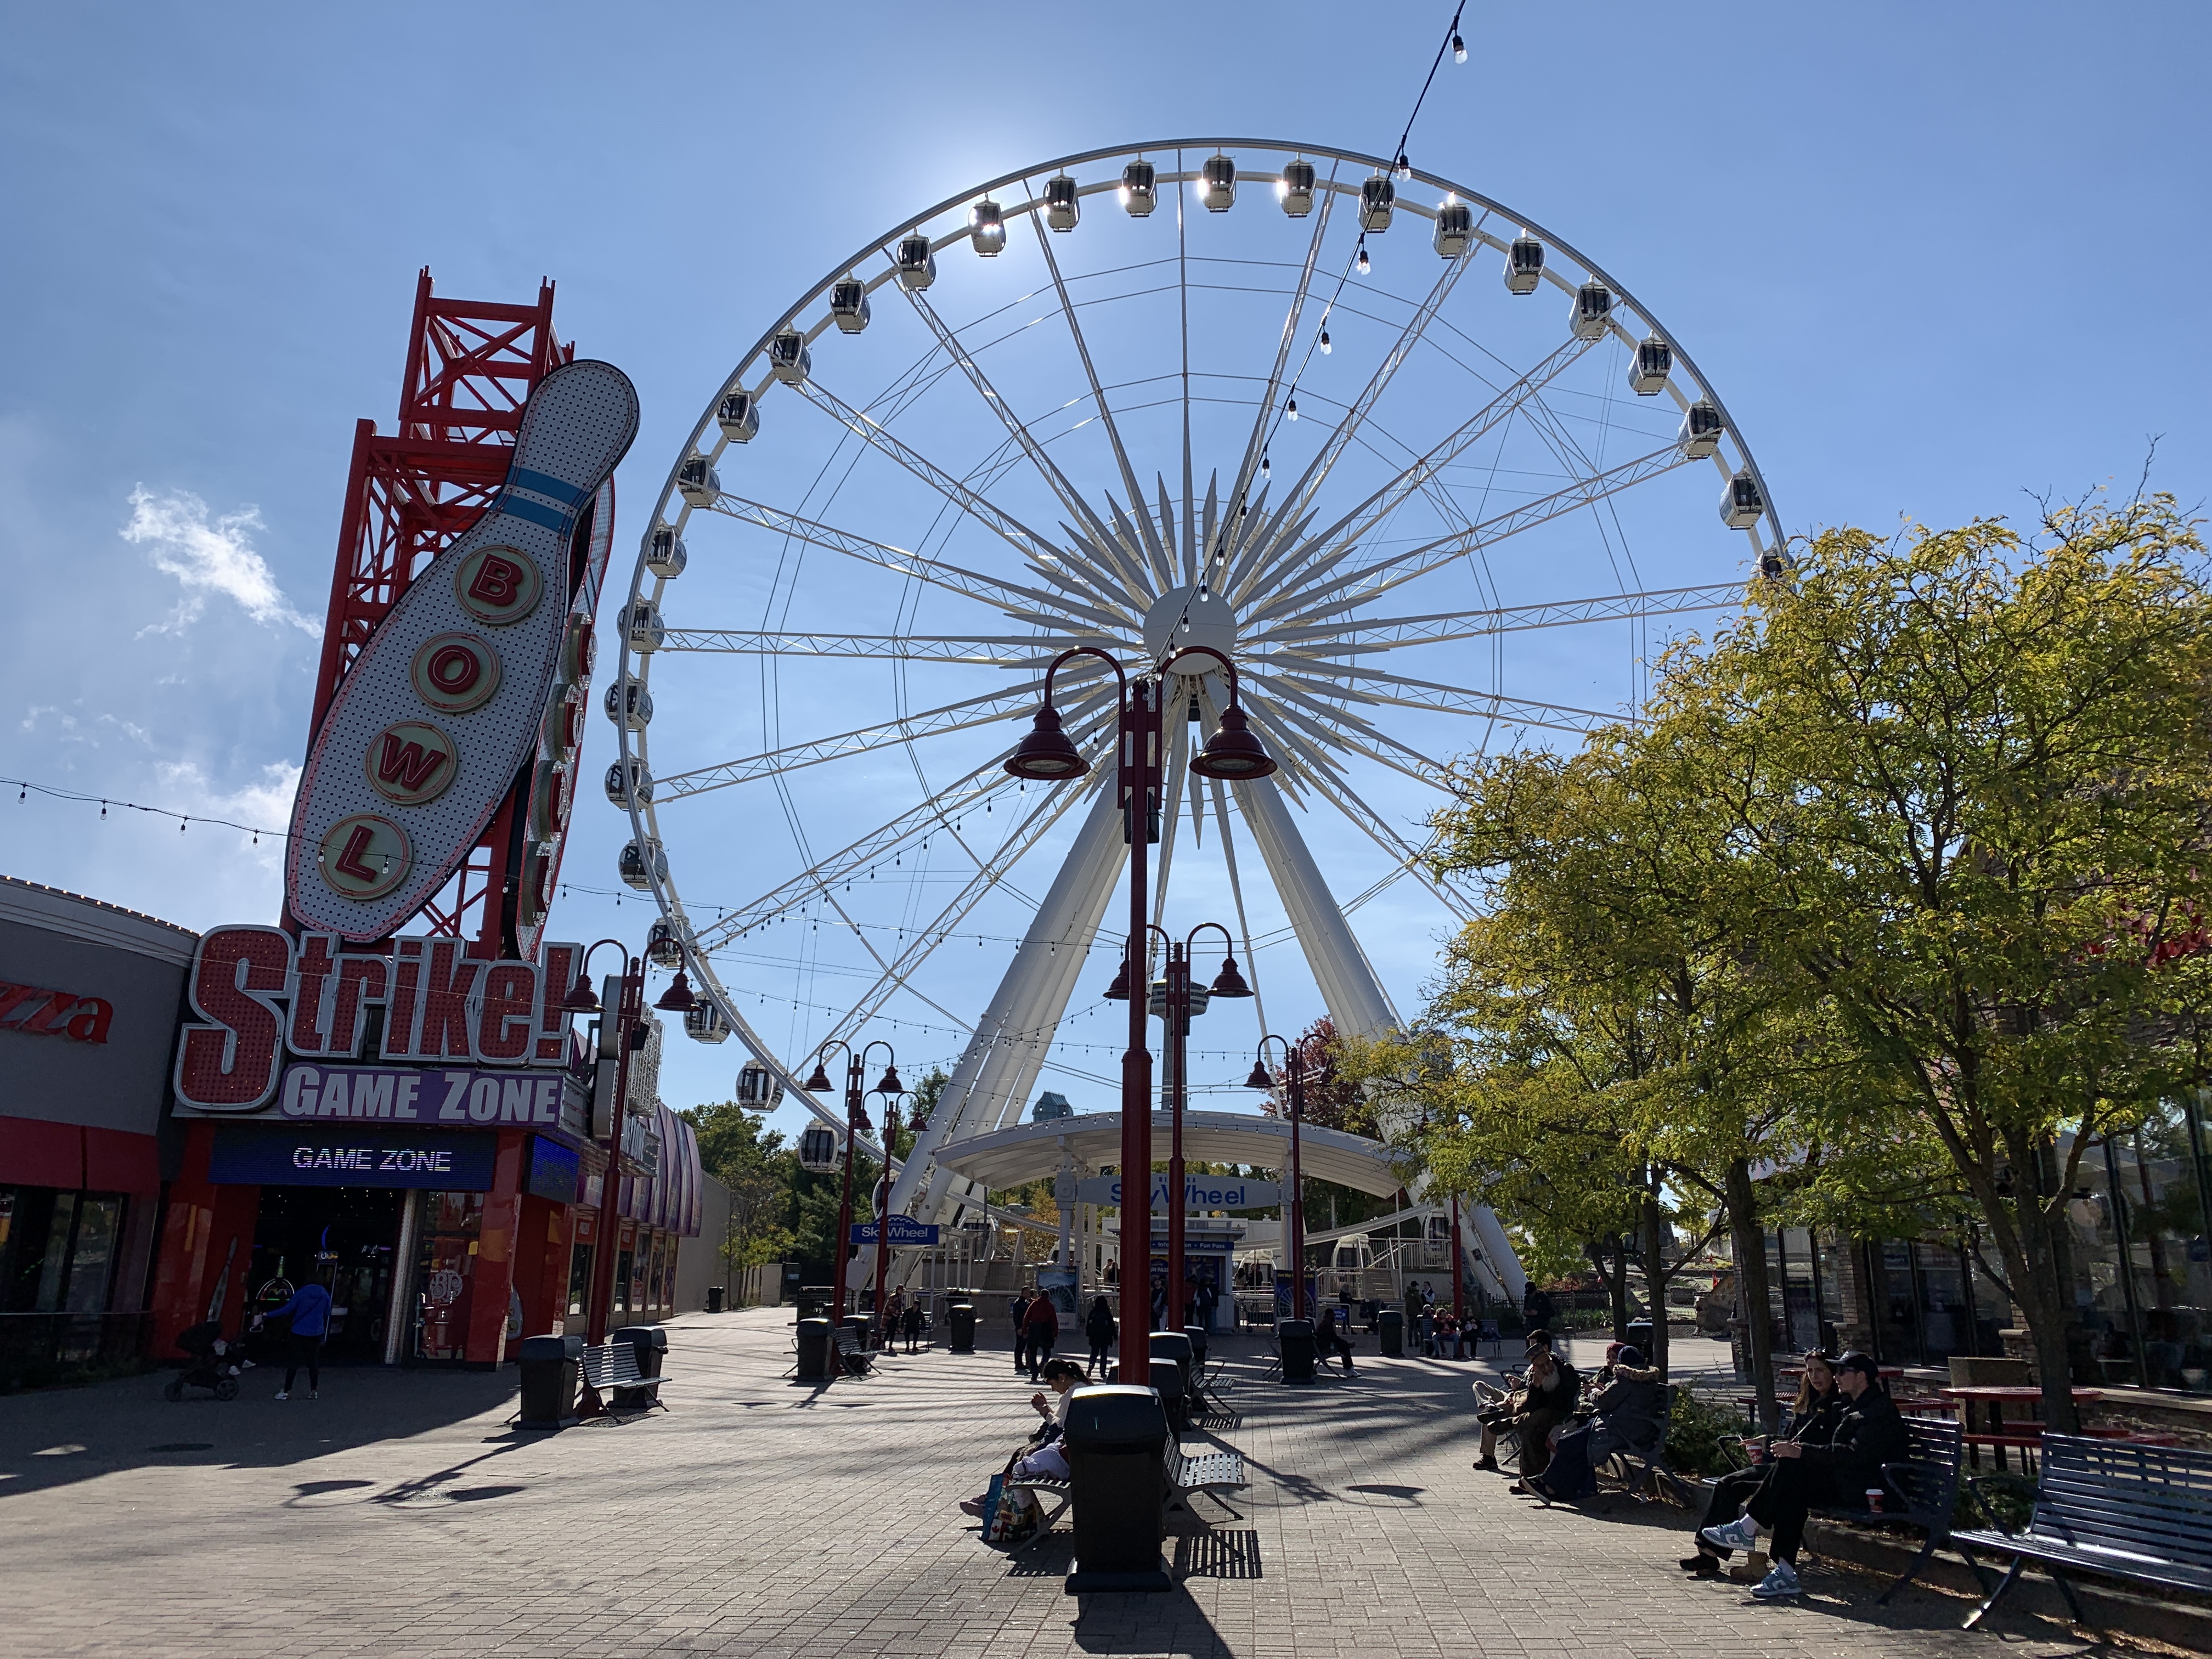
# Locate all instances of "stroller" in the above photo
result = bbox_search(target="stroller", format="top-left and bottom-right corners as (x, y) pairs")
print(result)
(165, 1319), (244, 1401)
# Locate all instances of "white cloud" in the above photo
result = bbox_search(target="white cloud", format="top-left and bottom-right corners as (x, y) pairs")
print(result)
(122, 486), (320, 637)
(154, 757), (303, 877)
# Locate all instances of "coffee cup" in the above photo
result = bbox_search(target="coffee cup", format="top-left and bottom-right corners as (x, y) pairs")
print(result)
(1865, 1487), (1885, 1513)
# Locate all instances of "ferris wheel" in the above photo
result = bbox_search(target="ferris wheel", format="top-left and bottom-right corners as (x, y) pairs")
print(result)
(607, 138), (1781, 1229)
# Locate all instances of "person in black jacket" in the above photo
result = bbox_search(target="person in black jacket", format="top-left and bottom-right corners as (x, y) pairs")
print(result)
(1527, 1346), (1667, 1502)
(1700, 1351), (1909, 1600)
(1084, 1296), (1116, 1377)
(1681, 1352), (1843, 1578)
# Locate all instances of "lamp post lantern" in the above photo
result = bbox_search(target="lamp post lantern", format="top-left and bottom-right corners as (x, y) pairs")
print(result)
(561, 940), (649, 1350)
(1008, 641), (1273, 1381)
(1144, 924), (1251, 1331)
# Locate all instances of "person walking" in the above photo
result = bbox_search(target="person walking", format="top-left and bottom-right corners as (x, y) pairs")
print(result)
(258, 1273), (334, 1401)
(1009, 1289), (1032, 1374)
(1084, 1295), (1117, 1376)
(1022, 1289), (1060, 1381)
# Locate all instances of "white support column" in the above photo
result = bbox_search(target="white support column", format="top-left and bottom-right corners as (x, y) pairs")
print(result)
(1233, 774), (1400, 1036)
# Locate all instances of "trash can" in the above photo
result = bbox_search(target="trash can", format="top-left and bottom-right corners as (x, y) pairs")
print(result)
(1148, 1331), (1193, 1430)
(1378, 1307), (1404, 1357)
(795, 1316), (833, 1381)
(947, 1300), (977, 1353)
(706, 1286), (725, 1313)
(1063, 1384), (1172, 1593)
(843, 1313), (874, 1352)
(611, 1324), (667, 1411)
(1626, 1318), (1654, 1358)
(1279, 1317), (1316, 1383)
(515, 1333), (581, 1430)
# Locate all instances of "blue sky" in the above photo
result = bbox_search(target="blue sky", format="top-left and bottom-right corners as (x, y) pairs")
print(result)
(3, 2), (2205, 1142)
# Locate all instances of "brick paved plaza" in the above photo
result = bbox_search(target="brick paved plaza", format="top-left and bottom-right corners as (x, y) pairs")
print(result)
(0, 1310), (2128, 1658)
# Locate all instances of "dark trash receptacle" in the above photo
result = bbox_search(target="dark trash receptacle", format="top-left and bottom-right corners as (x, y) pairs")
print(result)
(516, 1333), (582, 1430)
(706, 1286), (725, 1313)
(1148, 1331), (1193, 1430)
(1063, 1384), (1172, 1593)
(1378, 1307), (1404, 1357)
(843, 1313), (874, 1350)
(947, 1301), (977, 1353)
(1626, 1318), (1654, 1357)
(1279, 1318), (1316, 1383)
(795, 1317), (833, 1381)
(611, 1324), (667, 1410)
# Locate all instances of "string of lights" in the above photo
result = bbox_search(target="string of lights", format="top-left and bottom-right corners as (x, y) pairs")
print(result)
(3, 774), (286, 842)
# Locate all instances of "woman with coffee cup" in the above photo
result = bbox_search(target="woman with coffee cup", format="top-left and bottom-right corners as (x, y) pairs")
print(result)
(1680, 1352), (1843, 1581)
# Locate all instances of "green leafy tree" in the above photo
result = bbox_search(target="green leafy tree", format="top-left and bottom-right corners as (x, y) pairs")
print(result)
(1641, 495), (2212, 1428)
(682, 1102), (794, 1273)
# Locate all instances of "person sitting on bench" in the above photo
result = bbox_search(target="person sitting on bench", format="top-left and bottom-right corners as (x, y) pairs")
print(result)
(1699, 1351), (1907, 1601)
(1681, 1351), (1843, 1580)
(959, 1361), (1083, 1516)
(1316, 1303), (1356, 1372)
(1472, 1344), (1576, 1490)
(1526, 1344), (1668, 1501)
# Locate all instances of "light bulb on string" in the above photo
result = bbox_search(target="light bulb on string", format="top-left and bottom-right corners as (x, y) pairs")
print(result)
(1452, 32), (1466, 62)
(1261, 451), (1270, 478)
(1286, 396), (1299, 421)
(1319, 328), (1331, 353)
(1395, 153), (1411, 181)
(1356, 245), (1371, 275)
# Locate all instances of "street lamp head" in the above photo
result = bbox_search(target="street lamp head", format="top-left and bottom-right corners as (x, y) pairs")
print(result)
(873, 1063), (904, 1096)
(1244, 1059), (1274, 1091)
(1101, 958), (1132, 1001)
(653, 970), (698, 1013)
(561, 972), (602, 1014)
(1207, 954), (1253, 999)
(1189, 703), (1277, 780)
(1003, 703), (1087, 781)
(802, 1058), (835, 1093)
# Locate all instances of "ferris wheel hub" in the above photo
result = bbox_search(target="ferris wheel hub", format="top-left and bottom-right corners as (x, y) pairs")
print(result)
(1141, 584), (1237, 670)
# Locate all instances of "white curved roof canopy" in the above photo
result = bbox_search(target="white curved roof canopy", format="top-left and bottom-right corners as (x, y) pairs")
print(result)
(928, 1108), (1411, 1197)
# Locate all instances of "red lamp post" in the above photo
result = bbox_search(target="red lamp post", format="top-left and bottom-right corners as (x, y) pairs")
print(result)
(802, 1040), (900, 1335)
(1248, 1035), (1307, 1321)
(1131, 924), (1252, 1331)
(1006, 642), (1275, 1384)
(562, 940), (698, 1350)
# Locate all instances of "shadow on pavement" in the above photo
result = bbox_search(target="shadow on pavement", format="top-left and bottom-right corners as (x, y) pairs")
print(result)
(0, 1361), (518, 1498)
(1070, 1582), (1235, 1658)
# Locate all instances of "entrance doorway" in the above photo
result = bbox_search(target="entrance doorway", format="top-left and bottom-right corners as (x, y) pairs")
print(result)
(247, 1186), (404, 1364)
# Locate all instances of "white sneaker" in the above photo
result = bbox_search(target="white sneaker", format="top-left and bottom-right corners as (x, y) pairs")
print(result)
(308, 1390), (319, 1400)
(1700, 1514), (1760, 1552)
(273, 1391), (289, 1401)
(1751, 1560), (1802, 1600)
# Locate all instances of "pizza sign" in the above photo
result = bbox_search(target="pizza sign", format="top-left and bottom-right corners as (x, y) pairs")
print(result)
(285, 360), (639, 941)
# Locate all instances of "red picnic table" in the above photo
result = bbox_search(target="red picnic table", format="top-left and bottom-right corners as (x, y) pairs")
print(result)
(1939, 1384), (2117, 1470)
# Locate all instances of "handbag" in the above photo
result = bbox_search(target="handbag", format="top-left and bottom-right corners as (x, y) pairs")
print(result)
(982, 1472), (1040, 1547)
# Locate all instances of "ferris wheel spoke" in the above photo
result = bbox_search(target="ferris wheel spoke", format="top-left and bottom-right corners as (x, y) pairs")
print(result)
(1254, 681), (1460, 792)
(1276, 661), (1626, 732)
(657, 629), (1121, 664)
(791, 380), (1135, 621)
(1207, 777), (1270, 1043)
(1294, 768), (1476, 923)
(1231, 332), (1599, 607)
(705, 492), (1118, 633)
(1021, 215), (1153, 544)
(653, 678), (1081, 802)
(1209, 180), (1340, 584)
(1234, 771), (1401, 1035)
(1273, 249), (1474, 531)
(1256, 442), (1694, 630)
(895, 285), (1135, 591)
(1261, 582), (1746, 652)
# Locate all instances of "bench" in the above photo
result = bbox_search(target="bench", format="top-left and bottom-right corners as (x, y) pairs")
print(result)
(832, 1328), (876, 1378)
(1002, 1472), (1074, 1552)
(1811, 1418), (1962, 1605)
(582, 1342), (670, 1416)
(1593, 1385), (1691, 1508)
(1166, 1443), (1249, 1521)
(1953, 1434), (2212, 1629)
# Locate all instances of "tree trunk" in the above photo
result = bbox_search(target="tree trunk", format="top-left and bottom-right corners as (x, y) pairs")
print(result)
(1725, 1156), (1779, 1434)
(2015, 1189), (2084, 1434)
(1640, 1189), (1671, 1380)
(1609, 1235), (1630, 1341)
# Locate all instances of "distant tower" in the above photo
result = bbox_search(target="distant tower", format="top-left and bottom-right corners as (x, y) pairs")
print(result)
(1030, 1091), (1074, 1122)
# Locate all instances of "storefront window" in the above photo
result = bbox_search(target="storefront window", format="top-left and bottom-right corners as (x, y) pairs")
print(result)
(0, 1188), (126, 1314)
(615, 1247), (634, 1316)
(413, 1190), (483, 1362)
(567, 1242), (594, 1318)
(2081, 1105), (2212, 1393)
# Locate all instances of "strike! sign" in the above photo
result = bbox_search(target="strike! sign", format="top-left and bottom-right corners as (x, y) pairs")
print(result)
(285, 360), (639, 941)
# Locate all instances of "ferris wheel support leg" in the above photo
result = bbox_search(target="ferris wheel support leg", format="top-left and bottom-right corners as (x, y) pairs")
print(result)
(880, 784), (1129, 1288)
(1234, 774), (1400, 1037)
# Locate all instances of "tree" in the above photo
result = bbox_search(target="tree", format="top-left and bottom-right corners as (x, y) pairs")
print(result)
(1647, 495), (2212, 1429)
(682, 1102), (793, 1276)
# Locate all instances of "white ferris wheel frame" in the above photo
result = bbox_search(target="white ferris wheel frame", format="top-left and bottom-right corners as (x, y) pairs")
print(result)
(608, 136), (1783, 1230)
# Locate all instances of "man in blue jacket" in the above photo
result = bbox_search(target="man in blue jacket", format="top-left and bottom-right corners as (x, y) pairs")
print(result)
(259, 1274), (334, 1401)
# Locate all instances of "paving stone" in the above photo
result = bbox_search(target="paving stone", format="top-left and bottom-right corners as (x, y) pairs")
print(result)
(0, 1310), (2104, 1657)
